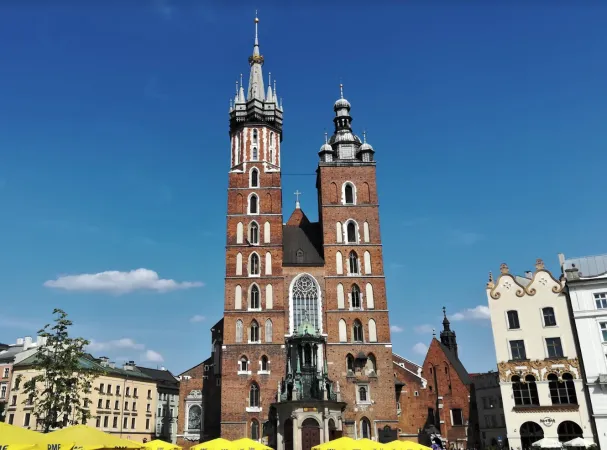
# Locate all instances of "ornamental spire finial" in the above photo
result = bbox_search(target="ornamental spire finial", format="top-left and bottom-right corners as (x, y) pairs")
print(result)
(339, 83), (344, 99)
(324, 131), (328, 144)
(363, 130), (367, 143)
(254, 11), (259, 46)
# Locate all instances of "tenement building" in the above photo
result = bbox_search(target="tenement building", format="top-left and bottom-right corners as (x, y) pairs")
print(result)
(486, 259), (594, 448)
(216, 16), (399, 450)
(561, 252), (607, 448)
(469, 372), (506, 449)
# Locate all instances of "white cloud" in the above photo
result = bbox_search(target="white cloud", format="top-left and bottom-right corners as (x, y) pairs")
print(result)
(87, 338), (145, 352)
(413, 342), (428, 355)
(44, 268), (204, 294)
(143, 350), (164, 363)
(190, 315), (206, 323)
(390, 325), (404, 333)
(451, 305), (491, 321)
(414, 324), (434, 334)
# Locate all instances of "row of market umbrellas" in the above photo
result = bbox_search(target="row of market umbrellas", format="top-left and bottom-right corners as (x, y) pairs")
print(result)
(0, 422), (432, 450)
(531, 437), (596, 449)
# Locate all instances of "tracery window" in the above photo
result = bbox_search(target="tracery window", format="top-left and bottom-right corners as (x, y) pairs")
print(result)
(251, 419), (260, 440)
(250, 285), (260, 309)
(249, 383), (260, 407)
(346, 354), (354, 372)
(351, 284), (361, 309)
(349, 251), (359, 274)
(235, 320), (243, 343)
(250, 320), (260, 343)
(353, 320), (363, 343)
(360, 417), (371, 439)
(249, 222), (259, 244)
(291, 274), (320, 333)
(249, 253), (260, 276)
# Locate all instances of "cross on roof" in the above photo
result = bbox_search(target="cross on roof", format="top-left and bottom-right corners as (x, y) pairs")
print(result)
(294, 190), (302, 209)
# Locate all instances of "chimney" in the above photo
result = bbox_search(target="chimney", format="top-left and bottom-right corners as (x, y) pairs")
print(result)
(525, 271), (533, 279)
(123, 361), (135, 371)
(23, 337), (33, 350)
(16, 338), (24, 345)
(565, 263), (581, 281)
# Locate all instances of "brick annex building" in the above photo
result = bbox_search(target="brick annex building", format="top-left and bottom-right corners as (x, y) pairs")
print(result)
(177, 18), (480, 450)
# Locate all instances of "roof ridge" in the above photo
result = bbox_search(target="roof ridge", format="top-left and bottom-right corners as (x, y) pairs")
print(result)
(391, 351), (421, 368)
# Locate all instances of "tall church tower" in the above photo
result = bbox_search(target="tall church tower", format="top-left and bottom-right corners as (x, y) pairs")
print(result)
(221, 16), (286, 440)
(317, 86), (399, 437)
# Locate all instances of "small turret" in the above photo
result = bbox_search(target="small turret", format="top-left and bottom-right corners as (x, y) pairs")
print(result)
(440, 306), (458, 357)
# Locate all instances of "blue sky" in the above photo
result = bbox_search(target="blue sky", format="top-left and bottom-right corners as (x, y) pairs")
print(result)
(1, 1), (606, 374)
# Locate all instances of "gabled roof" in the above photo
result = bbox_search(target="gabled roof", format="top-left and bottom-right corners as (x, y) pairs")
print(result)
(438, 341), (472, 385)
(282, 222), (324, 266)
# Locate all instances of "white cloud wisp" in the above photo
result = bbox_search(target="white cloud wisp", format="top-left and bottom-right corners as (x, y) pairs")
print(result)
(451, 305), (491, 321)
(413, 342), (428, 355)
(44, 268), (204, 294)
(390, 325), (404, 333)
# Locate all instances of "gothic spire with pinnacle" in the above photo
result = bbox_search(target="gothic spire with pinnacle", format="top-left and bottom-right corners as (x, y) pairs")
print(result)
(440, 306), (458, 357)
(247, 13), (265, 102)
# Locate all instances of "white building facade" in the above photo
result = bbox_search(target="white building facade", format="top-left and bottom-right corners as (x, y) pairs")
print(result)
(486, 259), (594, 449)
(562, 253), (607, 449)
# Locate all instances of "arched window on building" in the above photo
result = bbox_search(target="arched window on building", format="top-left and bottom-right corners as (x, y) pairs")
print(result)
(512, 375), (539, 406)
(252, 147), (258, 161)
(346, 354), (354, 373)
(261, 355), (269, 371)
(291, 274), (320, 333)
(349, 251), (359, 274)
(336, 222), (343, 243)
(249, 222), (259, 244)
(239, 356), (248, 372)
(344, 183), (355, 205)
(346, 221), (357, 243)
(236, 222), (244, 244)
(252, 129), (258, 144)
(249, 194), (259, 214)
(363, 221), (370, 242)
(336, 251), (343, 274)
(250, 168), (259, 188)
(365, 283), (374, 309)
(235, 320), (243, 343)
(360, 417), (371, 439)
(265, 319), (273, 343)
(249, 253), (260, 276)
(338, 320), (347, 342)
(366, 354), (377, 374)
(234, 285), (242, 310)
(249, 320), (260, 343)
(351, 284), (361, 309)
(359, 386), (368, 402)
(557, 421), (583, 443)
(520, 422), (543, 450)
(543, 307), (557, 327)
(353, 320), (363, 343)
(249, 285), (260, 310)
(368, 319), (377, 342)
(264, 222), (271, 243)
(548, 373), (578, 404)
(251, 419), (260, 441)
(249, 383), (260, 407)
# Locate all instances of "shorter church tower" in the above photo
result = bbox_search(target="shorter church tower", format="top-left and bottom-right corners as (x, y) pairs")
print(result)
(440, 307), (458, 357)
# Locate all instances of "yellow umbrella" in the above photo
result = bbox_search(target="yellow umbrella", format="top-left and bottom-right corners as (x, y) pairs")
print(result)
(141, 440), (180, 450)
(191, 439), (233, 450)
(0, 422), (75, 450)
(231, 439), (271, 450)
(313, 437), (358, 450)
(384, 441), (432, 450)
(46, 425), (142, 450)
(357, 439), (385, 450)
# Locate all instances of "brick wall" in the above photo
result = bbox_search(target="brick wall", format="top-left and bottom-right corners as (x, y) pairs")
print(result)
(177, 362), (205, 450)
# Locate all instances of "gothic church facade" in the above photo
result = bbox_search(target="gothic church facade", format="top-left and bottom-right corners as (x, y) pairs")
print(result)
(217, 18), (399, 450)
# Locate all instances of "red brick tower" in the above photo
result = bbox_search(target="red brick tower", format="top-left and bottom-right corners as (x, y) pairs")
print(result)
(220, 16), (286, 440)
(317, 85), (399, 438)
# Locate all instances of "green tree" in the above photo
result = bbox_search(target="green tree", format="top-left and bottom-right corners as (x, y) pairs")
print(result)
(23, 309), (99, 432)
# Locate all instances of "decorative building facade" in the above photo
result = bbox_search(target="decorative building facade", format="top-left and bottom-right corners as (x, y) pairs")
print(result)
(217, 16), (399, 450)
(561, 252), (607, 448)
(486, 259), (594, 448)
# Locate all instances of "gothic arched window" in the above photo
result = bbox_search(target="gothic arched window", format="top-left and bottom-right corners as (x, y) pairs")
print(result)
(359, 386), (368, 402)
(344, 183), (355, 204)
(261, 355), (269, 371)
(360, 417), (371, 439)
(349, 251), (359, 274)
(251, 419), (260, 440)
(346, 354), (354, 372)
(291, 274), (320, 333)
(249, 194), (258, 214)
(249, 253), (260, 276)
(351, 284), (361, 309)
(249, 222), (259, 245)
(239, 356), (248, 372)
(353, 320), (363, 343)
(249, 383), (260, 407)
(250, 285), (260, 309)
(347, 221), (357, 243)
(548, 373), (577, 404)
(235, 320), (243, 343)
(250, 168), (259, 188)
(252, 129), (258, 144)
(265, 319), (273, 343)
(249, 320), (260, 343)
(252, 146), (258, 161)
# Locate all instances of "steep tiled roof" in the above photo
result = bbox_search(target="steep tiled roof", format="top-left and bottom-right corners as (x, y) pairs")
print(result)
(438, 342), (472, 385)
(283, 222), (324, 266)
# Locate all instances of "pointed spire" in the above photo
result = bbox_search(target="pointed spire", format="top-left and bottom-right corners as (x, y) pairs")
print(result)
(363, 130), (367, 143)
(234, 79), (240, 104)
(325, 132), (329, 144)
(247, 13), (265, 101)
(442, 306), (451, 330)
(238, 74), (245, 103)
(266, 72), (274, 102)
(340, 83), (344, 99)
(273, 79), (278, 104)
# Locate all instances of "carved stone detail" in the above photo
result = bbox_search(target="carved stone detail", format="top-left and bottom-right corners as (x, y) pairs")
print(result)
(498, 359), (580, 382)
(535, 258), (545, 270)
(500, 263), (509, 274)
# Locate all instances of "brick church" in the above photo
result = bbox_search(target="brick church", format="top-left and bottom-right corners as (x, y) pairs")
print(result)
(176, 17), (480, 450)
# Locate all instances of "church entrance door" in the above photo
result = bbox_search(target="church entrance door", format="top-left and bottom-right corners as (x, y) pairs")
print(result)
(301, 418), (321, 450)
